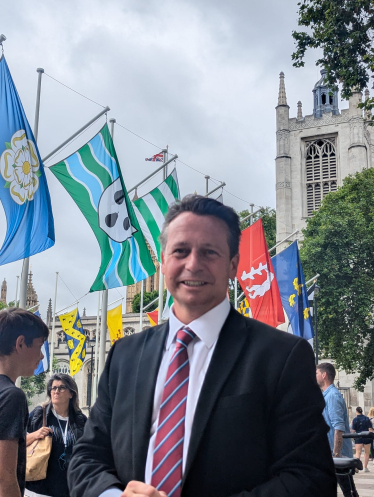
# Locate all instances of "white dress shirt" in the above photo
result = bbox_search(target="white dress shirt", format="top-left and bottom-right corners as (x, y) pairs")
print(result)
(100, 298), (230, 497)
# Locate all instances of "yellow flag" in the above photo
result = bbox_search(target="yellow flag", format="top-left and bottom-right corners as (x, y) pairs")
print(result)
(107, 303), (123, 346)
(58, 308), (86, 376)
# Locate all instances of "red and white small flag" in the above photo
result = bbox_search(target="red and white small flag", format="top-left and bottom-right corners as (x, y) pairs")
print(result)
(145, 153), (163, 162)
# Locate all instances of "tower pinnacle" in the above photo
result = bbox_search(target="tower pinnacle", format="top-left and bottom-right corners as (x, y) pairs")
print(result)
(278, 72), (287, 106)
(297, 101), (303, 120)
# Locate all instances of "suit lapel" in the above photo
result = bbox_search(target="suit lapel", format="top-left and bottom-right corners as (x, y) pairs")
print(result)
(132, 322), (169, 481)
(183, 308), (249, 483)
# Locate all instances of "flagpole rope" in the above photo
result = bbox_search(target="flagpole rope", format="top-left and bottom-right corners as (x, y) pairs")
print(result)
(44, 73), (106, 109)
(43, 118), (104, 165)
(40, 74), (264, 209)
(58, 273), (78, 301)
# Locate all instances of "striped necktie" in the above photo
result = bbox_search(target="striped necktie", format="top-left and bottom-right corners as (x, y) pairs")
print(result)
(151, 326), (196, 497)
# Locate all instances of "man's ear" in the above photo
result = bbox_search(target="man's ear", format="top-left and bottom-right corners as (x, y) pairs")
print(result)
(161, 251), (166, 274)
(15, 335), (26, 353)
(229, 253), (239, 280)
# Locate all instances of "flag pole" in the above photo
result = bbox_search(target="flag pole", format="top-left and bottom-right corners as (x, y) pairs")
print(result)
(139, 280), (144, 332)
(42, 106), (110, 163)
(14, 275), (19, 306)
(98, 118), (115, 379)
(204, 182), (226, 197)
(16, 67), (44, 388)
(157, 149), (168, 324)
(19, 68), (44, 311)
(128, 154), (178, 194)
(98, 289), (108, 378)
(92, 291), (101, 403)
(49, 272), (59, 372)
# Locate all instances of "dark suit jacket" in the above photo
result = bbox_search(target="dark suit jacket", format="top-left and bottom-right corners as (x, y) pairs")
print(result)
(68, 308), (336, 496)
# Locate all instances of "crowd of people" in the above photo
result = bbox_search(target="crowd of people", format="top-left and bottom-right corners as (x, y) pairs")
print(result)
(0, 196), (373, 497)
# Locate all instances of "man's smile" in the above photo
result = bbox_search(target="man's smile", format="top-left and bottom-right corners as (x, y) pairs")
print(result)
(181, 280), (208, 287)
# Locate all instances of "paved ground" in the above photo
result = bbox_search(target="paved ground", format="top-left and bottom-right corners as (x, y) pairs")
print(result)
(337, 464), (374, 496)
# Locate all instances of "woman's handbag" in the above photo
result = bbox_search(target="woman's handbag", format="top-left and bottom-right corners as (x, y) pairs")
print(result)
(25, 406), (52, 481)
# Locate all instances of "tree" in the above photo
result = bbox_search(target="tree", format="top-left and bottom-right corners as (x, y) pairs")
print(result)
(132, 289), (169, 314)
(228, 207), (276, 305)
(300, 168), (374, 390)
(292, 0), (374, 116)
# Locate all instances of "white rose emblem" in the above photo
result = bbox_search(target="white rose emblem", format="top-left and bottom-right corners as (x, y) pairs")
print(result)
(0, 129), (41, 205)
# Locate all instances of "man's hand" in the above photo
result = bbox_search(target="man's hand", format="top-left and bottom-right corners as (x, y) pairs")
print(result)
(121, 481), (168, 497)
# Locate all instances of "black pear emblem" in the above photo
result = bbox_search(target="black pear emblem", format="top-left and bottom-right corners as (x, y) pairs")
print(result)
(98, 178), (137, 242)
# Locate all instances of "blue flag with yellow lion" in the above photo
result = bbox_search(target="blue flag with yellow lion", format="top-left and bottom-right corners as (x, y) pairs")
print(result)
(272, 241), (314, 340)
(58, 308), (86, 375)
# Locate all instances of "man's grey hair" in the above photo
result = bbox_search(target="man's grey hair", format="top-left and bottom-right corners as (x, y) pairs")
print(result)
(160, 195), (241, 259)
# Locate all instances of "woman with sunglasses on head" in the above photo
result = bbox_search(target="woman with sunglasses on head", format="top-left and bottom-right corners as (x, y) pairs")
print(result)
(25, 374), (87, 497)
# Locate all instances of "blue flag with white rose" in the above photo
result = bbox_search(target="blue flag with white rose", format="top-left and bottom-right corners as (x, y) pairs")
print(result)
(0, 56), (54, 265)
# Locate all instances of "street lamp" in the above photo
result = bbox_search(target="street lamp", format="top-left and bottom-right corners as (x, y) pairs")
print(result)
(314, 283), (320, 365)
(86, 338), (95, 414)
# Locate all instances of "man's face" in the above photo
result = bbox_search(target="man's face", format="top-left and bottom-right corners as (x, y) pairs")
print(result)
(161, 212), (239, 321)
(19, 336), (45, 377)
(316, 368), (326, 388)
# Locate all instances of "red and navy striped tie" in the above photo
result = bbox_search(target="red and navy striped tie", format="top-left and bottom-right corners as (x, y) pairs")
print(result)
(151, 327), (196, 496)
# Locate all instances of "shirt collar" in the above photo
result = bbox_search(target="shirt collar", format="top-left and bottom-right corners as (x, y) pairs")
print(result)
(323, 384), (335, 397)
(167, 298), (231, 350)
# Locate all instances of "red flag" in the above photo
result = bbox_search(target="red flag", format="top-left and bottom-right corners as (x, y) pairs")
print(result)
(237, 219), (284, 327)
(146, 309), (159, 326)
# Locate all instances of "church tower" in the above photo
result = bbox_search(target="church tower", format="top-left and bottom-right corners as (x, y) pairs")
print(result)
(0, 279), (7, 304)
(26, 272), (39, 311)
(275, 72), (292, 246)
(275, 69), (374, 251)
(46, 298), (53, 327)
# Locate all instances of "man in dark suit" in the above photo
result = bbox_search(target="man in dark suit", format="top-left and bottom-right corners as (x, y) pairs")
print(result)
(68, 195), (336, 497)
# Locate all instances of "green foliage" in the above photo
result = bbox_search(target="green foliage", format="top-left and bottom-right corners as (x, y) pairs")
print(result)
(21, 372), (47, 405)
(292, 0), (374, 116)
(239, 207), (276, 250)
(301, 168), (374, 390)
(132, 290), (159, 313)
(0, 301), (7, 311)
(132, 289), (169, 314)
(20, 357), (58, 406)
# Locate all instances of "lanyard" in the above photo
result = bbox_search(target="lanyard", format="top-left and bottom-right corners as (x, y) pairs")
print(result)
(55, 413), (69, 447)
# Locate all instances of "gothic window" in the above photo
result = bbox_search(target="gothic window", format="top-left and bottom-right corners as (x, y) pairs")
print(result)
(53, 361), (70, 375)
(305, 138), (337, 216)
(150, 274), (155, 292)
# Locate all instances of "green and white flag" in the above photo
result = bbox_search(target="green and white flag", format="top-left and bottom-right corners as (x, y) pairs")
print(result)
(50, 124), (156, 291)
(132, 168), (180, 262)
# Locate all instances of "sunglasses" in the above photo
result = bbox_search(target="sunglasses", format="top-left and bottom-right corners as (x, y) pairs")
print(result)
(51, 386), (68, 392)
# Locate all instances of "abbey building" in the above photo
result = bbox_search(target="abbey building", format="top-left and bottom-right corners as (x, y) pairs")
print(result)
(275, 70), (374, 250)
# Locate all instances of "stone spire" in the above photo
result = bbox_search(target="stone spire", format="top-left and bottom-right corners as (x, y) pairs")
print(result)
(26, 272), (38, 310)
(297, 101), (303, 120)
(278, 72), (287, 105)
(83, 307), (86, 317)
(1, 279), (7, 304)
(46, 298), (52, 327)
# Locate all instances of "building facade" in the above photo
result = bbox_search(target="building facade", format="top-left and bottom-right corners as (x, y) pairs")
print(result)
(275, 70), (374, 417)
(275, 70), (374, 252)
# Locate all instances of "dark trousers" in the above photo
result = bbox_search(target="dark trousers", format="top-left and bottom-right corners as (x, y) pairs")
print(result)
(337, 473), (359, 497)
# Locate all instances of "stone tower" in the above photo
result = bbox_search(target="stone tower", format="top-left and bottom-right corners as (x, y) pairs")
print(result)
(46, 298), (52, 327)
(26, 272), (39, 311)
(275, 72), (292, 250)
(0, 279), (7, 304)
(275, 69), (374, 251)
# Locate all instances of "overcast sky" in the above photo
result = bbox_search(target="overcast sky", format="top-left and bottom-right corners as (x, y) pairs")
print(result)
(0, 0), (349, 319)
